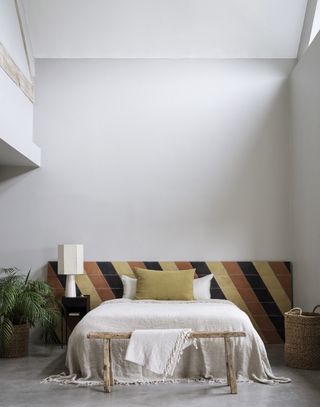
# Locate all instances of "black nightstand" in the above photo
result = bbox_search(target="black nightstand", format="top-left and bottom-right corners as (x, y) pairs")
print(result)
(60, 295), (90, 347)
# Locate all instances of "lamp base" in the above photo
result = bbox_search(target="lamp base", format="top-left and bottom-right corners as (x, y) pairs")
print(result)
(65, 275), (77, 297)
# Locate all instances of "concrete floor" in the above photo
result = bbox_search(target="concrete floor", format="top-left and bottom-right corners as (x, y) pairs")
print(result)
(0, 345), (319, 407)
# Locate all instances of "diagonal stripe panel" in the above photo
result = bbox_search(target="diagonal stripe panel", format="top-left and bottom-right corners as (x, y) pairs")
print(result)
(85, 262), (115, 301)
(76, 273), (102, 309)
(222, 262), (282, 343)
(269, 261), (292, 299)
(253, 262), (291, 315)
(205, 262), (265, 339)
(48, 260), (291, 344)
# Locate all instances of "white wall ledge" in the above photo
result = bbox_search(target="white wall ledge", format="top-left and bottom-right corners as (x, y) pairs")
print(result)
(0, 67), (40, 167)
(0, 137), (40, 167)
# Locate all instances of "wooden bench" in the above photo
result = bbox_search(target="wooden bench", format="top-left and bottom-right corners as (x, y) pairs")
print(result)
(87, 331), (246, 394)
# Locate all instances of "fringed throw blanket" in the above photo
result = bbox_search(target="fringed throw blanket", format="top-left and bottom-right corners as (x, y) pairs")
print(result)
(43, 299), (290, 386)
(125, 329), (195, 376)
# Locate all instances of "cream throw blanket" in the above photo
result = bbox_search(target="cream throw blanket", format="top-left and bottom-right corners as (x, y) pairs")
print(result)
(125, 329), (194, 376)
(42, 299), (290, 386)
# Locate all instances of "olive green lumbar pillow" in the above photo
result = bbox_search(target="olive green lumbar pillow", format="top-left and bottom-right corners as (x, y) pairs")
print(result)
(134, 268), (195, 300)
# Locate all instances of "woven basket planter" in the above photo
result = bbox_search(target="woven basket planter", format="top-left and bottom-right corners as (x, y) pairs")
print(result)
(0, 323), (29, 358)
(285, 306), (320, 369)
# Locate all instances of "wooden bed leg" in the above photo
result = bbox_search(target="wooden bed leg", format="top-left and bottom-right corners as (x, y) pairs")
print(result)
(224, 337), (237, 394)
(103, 339), (111, 393)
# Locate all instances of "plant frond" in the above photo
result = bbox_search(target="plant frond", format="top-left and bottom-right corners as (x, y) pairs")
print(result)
(0, 278), (21, 315)
(0, 316), (13, 352)
(0, 267), (19, 276)
(24, 268), (31, 284)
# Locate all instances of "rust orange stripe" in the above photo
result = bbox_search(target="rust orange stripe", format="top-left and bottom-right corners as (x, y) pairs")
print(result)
(176, 262), (194, 270)
(85, 262), (115, 301)
(269, 262), (292, 299)
(47, 263), (64, 290)
(175, 262), (198, 277)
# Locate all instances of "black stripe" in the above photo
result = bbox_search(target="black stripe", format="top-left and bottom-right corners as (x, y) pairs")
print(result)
(143, 262), (162, 270)
(238, 262), (260, 276)
(110, 288), (124, 299)
(285, 262), (291, 273)
(191, 262), (210, 276)
(245, 275), (268, 288)
(191, 262), (225, 299)
(261, 302), (283, 316)
(97, 262), (123, 295)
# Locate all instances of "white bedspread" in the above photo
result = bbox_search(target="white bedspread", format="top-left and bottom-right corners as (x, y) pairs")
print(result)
(64, 299), (289, 384)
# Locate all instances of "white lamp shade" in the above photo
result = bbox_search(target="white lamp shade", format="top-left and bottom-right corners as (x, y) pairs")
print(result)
(58, 244), (84, 275)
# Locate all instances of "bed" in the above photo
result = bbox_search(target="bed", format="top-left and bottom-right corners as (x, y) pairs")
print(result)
(65, 298), (288, 385)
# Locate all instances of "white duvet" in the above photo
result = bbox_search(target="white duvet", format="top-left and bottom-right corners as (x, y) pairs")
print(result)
(64, 299), (289, 385)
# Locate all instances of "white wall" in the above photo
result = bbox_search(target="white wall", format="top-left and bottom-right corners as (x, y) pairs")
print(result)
(290, 33), (320, 309)
(0, 59), (293, 277)
(23, 0), (307, 59)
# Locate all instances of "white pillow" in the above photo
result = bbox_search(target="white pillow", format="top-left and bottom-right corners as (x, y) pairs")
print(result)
(121, 273), (213, 300)
(121, 275), (137, 299)
(193, 274), (213, 300)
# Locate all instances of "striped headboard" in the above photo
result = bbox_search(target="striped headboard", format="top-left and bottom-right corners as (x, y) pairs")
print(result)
(48, 261), (292, 344)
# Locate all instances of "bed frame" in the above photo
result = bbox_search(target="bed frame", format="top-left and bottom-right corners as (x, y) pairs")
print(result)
(48, 260), (292, 344)
(87, 330), (246, 394)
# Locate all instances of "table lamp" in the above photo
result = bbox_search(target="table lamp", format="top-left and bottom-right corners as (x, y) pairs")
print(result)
(58, 244), (84, 297)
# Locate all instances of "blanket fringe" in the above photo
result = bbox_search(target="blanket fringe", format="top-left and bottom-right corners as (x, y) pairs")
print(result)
(252, 361), (291, 384)
(41, 373), (254, 387)
(41, 373), (102, 387)
(163, 329), (195, 377)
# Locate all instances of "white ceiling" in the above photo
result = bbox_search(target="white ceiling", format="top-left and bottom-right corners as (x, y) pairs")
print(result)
(22, 0), (308, 59)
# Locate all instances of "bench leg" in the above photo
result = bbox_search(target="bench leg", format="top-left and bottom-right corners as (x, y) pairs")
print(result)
(103, 339), (112, 393)
(109, 338), (114, 386)
(224, 337), (237, 394)
(224, 337), (231, 386)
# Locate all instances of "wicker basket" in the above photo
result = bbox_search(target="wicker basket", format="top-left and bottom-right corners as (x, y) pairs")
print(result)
(285, 305), (320, 369)
(0, 324), (29, 358)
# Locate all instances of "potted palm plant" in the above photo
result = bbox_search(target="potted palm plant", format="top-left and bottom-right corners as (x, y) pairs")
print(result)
(0, 267), (59, 357)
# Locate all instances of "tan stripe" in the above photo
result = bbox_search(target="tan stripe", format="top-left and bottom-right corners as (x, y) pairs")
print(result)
(112, 262), (135, 277)
(253, 262), (291, 314)
(206, 262), (266, 340)
(206, 262), (254, 315)
(159, 262), (179, 271)
(76, 273), (102, 309)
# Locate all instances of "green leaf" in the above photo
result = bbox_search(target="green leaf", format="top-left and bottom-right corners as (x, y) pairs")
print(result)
(0, 316), (14, 352)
